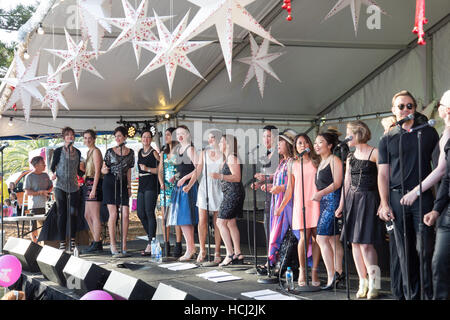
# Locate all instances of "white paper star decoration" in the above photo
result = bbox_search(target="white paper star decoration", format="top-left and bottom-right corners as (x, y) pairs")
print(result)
(106, 0), (171, 65)
(45, 29), (105, 90)
(176, 0), (283, 81)
(136, 10), (213, 98)
(237, 33), (284, 98)
(323, 0), (387, 36)
(41, 63), (71, 120)
(78, 0), (112, 56)
(0, 52), (46, 121)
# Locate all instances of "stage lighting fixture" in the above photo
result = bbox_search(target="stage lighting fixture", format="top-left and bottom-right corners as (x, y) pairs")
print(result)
(164, 113), (170, 119)
(127, 125), (136, 138)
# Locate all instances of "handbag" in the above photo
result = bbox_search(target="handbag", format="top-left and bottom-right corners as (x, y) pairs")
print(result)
(276, 228), (299, 279)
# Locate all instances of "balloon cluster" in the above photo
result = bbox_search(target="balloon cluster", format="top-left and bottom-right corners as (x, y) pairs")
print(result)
(0, 255), (22, 288)
(413, 0), (428, 45)
(282, 0), (292, 21)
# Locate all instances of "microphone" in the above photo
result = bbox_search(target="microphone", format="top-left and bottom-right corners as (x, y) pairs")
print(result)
(0, 142), (9, 152)
(67, 140), (74, 147)
(391, 113), (414, 127)
(407, 119), (436, 133)
(337, 136), (353, 147)
(118, 142), (126, 148)
(298, 147), (310, 157)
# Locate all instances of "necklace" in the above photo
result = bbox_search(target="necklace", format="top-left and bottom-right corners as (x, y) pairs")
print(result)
(142, 147), (152, 157)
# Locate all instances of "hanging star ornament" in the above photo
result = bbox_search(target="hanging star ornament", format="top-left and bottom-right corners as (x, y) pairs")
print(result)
(136, 10), (213, 98)
(106, 0), (171, 65)
(0, 52), (46, 121)
(78, 0), (112, 56)
(175, 0), (283, 82)
(41, 63), (71, 120)
(237, 33), (285, 98)
(45, 29), (105, 90)
(323, 0), (387, 36)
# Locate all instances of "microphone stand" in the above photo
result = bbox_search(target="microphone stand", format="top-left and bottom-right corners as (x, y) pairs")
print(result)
(339, 145), (350, 299)
(1, 145), (5, 253)
(66, 143), (72, 254)
(161, 144), (170, 260)
(417, 130), (425, 300)
(258, 166), (277, 284)
(118, 144), (125, 257)
(204, 148), (211, 263)
(297, 155), (321, 292)
(398, 124), (411, 300)
(246, 147), (259, 274)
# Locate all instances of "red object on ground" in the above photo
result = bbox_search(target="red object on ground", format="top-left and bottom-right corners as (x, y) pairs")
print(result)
(413, 0), (428, 45)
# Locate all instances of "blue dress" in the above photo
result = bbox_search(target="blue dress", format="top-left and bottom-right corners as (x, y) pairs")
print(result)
(316, 163), (341, 236)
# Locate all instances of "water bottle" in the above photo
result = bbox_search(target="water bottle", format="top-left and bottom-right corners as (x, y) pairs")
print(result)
(73, 246), (79, 257)
(151, 237), (157, 261)
(155, 242), (162, 263)
(286, 267), (294, 291)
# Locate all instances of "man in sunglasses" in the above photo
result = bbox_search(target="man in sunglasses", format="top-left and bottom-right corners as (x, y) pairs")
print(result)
(378, 90), (439, 300)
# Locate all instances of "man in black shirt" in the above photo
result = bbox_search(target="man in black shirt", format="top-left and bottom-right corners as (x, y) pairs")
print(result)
(378, 90), (439, 300)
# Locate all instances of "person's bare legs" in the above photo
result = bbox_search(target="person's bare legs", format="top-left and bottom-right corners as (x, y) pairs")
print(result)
(216, 218), (233, 265)
(121, 206), (129, 252)
(317, 235), (336, 285)
(329, 235), (344, 275)
(213, 212), (222, 262)
(197, 209), (208, 261)
(85, 201), (102, 242)
(180, 225), (196, 259)
(107, 204), (118, 253)
(311, 229), (321, 284)
(298, 228), (312, 285)
(228, 218), (242, 260)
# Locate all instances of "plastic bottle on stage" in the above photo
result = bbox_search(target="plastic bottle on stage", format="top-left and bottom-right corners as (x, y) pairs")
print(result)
(151, 237), (157, 261)
(155, 242), (162, 263)
(73, 247), (79, 257)
(286, 267), (294, 291)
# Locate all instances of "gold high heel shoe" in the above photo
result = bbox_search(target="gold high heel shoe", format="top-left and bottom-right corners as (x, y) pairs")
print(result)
(178, 251), (197, 262)
(356, 278), (369, 299)
(367, 278), (379, 299)
(311, 268), (321, 287)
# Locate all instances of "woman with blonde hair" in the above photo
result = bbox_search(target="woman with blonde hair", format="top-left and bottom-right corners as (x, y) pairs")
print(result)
(336, 121), (384, 299)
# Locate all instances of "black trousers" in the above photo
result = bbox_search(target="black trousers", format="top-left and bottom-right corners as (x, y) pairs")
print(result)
(55, 188), (80, 240)
(389, 190), (435, 300)
(432, 208), (450, 300)
(137, 189), (158, 245)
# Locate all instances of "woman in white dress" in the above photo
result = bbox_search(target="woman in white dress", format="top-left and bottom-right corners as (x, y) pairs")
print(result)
(195, 130), (224, 263)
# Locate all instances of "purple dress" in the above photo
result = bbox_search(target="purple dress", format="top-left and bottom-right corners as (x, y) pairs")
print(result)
(268, 159), (293, 266)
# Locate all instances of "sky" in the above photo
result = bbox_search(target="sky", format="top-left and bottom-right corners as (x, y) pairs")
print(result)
(0, 0), (40, 44)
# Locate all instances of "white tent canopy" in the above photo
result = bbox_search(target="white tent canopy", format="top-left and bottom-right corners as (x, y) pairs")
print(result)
(0, 0), (449, 141)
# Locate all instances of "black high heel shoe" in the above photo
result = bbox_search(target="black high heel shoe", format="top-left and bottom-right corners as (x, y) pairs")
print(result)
(231, 253), (244, 265)
(321, 272), (340, 291)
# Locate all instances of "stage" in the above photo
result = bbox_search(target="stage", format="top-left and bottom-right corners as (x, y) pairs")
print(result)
(9, 238), (394, 301)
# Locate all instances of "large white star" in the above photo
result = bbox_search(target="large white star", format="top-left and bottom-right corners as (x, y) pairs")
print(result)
(323, 0), (387, 36)
(136, 11), (213, 98)
(78, 0), (112, 56)
(1, 52), (46, 121)
(176, 0), (283, 81)
(106, 0), (170, 65)
(237, 33), (284, 98)
(45, 29), (105, 90)
(41, 63), (71, 120)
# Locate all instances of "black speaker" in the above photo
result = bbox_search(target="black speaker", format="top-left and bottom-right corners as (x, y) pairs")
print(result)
(62, 256), (110, 296)
(36, 245), (70, 286)
(152, 283), (197, 300)
(3, 237), (42, 272)
(103, 270), (156, 300)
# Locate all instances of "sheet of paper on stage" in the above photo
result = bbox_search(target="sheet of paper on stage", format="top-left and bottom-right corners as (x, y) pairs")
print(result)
(207, 275), (242, 283)
(241, 289), (278, 298)
(254, 293), (297, 300)
(88, 261), (106, 266)
(158, 262), (186, 269)
(197, 270), (231, 279)
(168, 263), (198, 271)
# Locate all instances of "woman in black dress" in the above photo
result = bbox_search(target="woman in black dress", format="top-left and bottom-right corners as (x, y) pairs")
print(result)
(335, 121), (383, 299)
(137, 129), (160, 255)
(211, 134), (245, 266)
(101, 126), (135, 256)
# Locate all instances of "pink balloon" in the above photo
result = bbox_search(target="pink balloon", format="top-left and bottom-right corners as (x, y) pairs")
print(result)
(0, 255), (22, 287)
(80, 290), (114, 300)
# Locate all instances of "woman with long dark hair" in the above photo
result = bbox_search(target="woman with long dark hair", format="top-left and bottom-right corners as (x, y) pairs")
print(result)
(313, 131), (344, 290)
(82, 129), (104, 253)
(211, 134), (245, 266)
(276, 133), (322, 286)
(167, 125), (199, 261)
(101, 126), (135, 256)
(158, 127), (183, 257)
(137, 129), (160, 256)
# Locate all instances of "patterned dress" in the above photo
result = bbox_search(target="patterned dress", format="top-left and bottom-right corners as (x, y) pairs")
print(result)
(158, 152), (177, 209)
(218, 162), (245, 219)
(268, 159), (293, 266)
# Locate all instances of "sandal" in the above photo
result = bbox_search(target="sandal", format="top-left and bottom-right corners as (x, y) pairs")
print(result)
(311, 268), (321, 287)
(298, 268), (306, 287)
(178, 251), (196, 262)
(219, 254), (234, 267)
(213, 252), (222, 264)
(231, 253), (244, 265)
(196, 250), (207, 263)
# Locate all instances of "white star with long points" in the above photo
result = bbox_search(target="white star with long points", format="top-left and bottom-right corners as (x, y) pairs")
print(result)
(176, 0), (283, 81)
(136, 11), (213, 98)
(41, 63), (71, 120)
(45, 29), (104, 90)
(1, 52), (46, 121)
(323, 0), (387, 36)
(106, 0), (170, 65)
(237, 33), (284, 98)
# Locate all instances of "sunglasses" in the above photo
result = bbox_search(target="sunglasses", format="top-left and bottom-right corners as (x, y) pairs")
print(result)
(397, 103), (414, 110)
